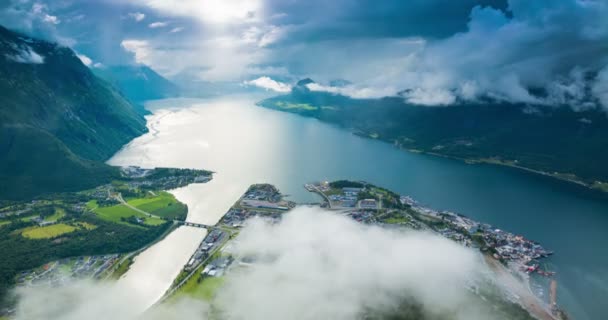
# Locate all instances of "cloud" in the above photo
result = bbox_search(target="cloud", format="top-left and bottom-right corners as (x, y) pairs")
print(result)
(244, 76), (292, 92)
(76, 53), (103, 68)
(593, 67), (608, 113)
(128, 12), (146, 22)
(391, 0), (608, 108)
(241, 25), (287, 48)
(128, 0), (263, 24)
(148, 21), (169, 28)
(76, 53), (93, 66)
(5, 45), (45, 64)
(306, 83), (398, 99)
(12, 281), (210, 320)
(170, 27), (184, 33)
(215, 207), (503, 320)
(403, 88), (457, 106)
(120, 39), (151, 64)
(12, 207), (522, 320)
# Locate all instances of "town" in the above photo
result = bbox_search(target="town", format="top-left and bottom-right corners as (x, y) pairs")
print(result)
(6, 180), (565, 320)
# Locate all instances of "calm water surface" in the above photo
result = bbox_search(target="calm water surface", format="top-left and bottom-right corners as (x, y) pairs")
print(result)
(109, 96), (608, 319)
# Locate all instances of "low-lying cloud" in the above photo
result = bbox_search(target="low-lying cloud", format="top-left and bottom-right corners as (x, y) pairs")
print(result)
(244, 76), (292, 93)
(215, 207), (498, 320)
(5, 45), (44, 64)
(12, 207), (519, 320)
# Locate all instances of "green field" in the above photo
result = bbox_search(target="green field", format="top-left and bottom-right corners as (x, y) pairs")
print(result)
(274, 101), (318, 111)
(21, 223), (77, 239)
(93, 204), (165, 227)
(174, 275), (225, 301)
(0, 220), (9, 227)
(44, 208), (66, 222)
(110, 256), (133, 280)
(86, 200), (99, 210)
(127, 192), (187, 220)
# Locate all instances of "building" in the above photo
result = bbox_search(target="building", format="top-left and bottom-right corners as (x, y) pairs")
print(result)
(358, 199), (378, 209)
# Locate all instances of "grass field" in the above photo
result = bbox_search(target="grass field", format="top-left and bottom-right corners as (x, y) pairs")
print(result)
(174, 275), (225, 301)
(274, 101), (318, 111)
(86, 200), (99, 210)
(110, 256), (133, 280)
(127, 192), (187, 220)
(0, 220), (10, 227)
(21, 223), (77, 239)
(93, 204), (165, 227)
(44, 208), (66, 222)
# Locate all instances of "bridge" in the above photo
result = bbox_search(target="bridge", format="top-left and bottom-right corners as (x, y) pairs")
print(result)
(178, 221), (214, 229)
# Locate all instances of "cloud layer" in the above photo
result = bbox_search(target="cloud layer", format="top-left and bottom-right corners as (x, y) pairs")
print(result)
(1, 0), (607, 108)
(12, 207), (518, 320)
(217, 207), (499, 320)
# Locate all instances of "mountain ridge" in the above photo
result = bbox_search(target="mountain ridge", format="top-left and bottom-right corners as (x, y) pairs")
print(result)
(0, 25), (148, 199)
(259, 83), (608, 190)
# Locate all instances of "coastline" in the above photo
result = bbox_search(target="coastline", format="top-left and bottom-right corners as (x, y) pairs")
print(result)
(351, 130), (608, 196)
(258, 103), (608, 196)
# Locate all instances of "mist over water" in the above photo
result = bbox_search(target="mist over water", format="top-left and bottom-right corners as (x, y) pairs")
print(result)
(107, 96), (608, 320)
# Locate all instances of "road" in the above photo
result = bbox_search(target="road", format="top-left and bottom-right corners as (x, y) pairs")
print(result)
(307, 184), (332, 209)
(154, 234), (230, 305)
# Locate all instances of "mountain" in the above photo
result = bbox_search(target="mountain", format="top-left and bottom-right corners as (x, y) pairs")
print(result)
(0, 26), (148, 199)
(259, 82), (608, 189)
(95, 65), (179, 103)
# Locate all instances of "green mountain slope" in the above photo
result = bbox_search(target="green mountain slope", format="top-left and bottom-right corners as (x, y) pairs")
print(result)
(0, 26), (147, 199)
(259, 83), (608, 188)
(95, 65), (179, 103)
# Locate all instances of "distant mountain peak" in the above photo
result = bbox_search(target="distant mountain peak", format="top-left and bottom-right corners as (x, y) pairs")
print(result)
(296, 78), (315, 86)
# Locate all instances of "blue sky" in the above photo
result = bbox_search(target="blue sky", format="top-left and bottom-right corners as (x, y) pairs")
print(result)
(1, 0), (607, 109)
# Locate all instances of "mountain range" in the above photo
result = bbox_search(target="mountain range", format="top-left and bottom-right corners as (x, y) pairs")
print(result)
(94, 65), (179, 104)
(0, 26), (147, 200)
(259, 80), (608, 191)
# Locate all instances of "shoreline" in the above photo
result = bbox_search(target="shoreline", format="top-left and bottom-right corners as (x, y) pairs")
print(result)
(259, 103), (608, 196)
(362, 132), (608, 196)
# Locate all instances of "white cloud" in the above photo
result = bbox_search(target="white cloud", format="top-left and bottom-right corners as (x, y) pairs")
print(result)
(120, 39), (151, 64)
(306, 83), (398, 99)
(241, 25), (287, 48)
(148, 21), (169, 28)
(13, 281), (210, 320)
(170, 27), (184, 33)
(31, 3), (60, 25)
(42, 14), (60, 25)
(403, 88), (456, 106)
(130, 0), (263, 24)
(593, 67), (608, 112)
(216, 207), (500, 320)
(386, 0), (608, 107)
(245, 76), (291, 92)
(11, 207), (527, 320)
(6, 45), (45, 64)
(128, 12), (146, 22)
(258, 25), (286, 47)
(76, 54), (92, 66)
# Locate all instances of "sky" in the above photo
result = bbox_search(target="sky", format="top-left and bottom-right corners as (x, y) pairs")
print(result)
(1, 0), (608, 109)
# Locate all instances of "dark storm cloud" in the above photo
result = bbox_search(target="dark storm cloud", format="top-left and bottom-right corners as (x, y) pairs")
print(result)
(265, 0), (508, 42)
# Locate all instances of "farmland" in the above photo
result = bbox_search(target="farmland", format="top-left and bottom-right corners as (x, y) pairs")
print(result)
(127, 192), (187, 220)
(93, 204), (165, 227)
(20, 223), (77, 239)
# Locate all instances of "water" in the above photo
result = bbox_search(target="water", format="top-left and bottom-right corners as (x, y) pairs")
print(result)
(109, 95), (608, 319)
